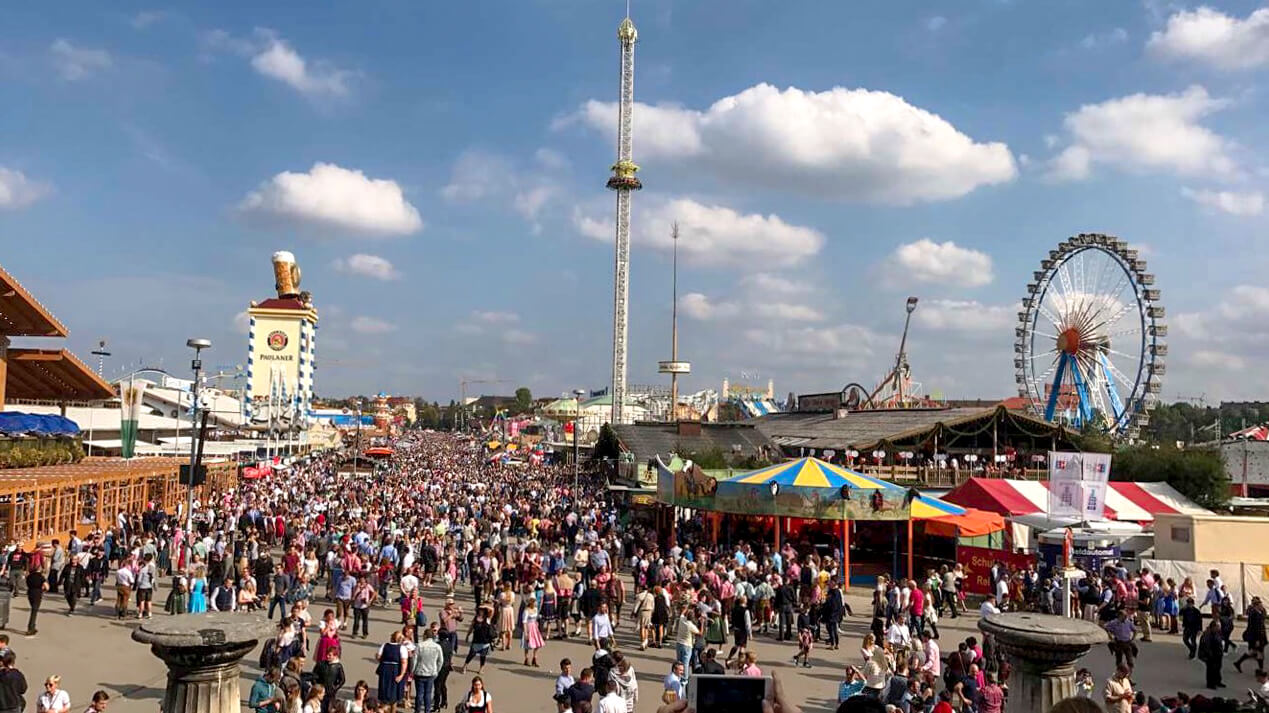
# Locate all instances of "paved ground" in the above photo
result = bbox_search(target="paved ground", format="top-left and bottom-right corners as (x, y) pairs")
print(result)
(3, 581), (1258, 713)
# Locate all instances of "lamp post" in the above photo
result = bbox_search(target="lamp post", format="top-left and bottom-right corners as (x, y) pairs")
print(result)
(184, 338), (210, 572)
(572, 389), (586, 497)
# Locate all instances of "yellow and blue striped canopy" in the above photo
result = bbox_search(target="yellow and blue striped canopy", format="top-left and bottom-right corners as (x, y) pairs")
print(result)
(910, 494), (966, 519)
(726, 457), (897, 490)
(725, 457), (967, 519)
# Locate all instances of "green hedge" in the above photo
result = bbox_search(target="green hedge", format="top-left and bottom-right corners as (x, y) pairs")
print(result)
(0, 437), (86, 468)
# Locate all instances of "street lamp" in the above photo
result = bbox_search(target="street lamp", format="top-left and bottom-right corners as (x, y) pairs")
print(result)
(572, 389), (586, 497)
(184, 338), (210, 571)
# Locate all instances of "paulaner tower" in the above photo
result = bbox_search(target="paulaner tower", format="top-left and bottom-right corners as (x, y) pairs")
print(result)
(607, 11), (642, 424)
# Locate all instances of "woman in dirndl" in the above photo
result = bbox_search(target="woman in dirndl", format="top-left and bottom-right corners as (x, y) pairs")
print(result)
(375, 630), (407, 704)
(521, 596), (545, 667)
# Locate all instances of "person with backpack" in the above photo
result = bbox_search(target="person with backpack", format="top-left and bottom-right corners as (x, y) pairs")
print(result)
(0, 650), (26, 713)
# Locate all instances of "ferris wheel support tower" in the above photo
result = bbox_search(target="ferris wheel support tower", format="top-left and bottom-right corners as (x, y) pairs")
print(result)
(606, 12), (642, 425)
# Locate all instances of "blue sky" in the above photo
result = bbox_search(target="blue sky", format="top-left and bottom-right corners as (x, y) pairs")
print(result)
(1, 0), (1267, 404)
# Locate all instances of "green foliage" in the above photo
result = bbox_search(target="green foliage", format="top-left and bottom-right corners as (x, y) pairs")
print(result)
(688, 446), (729, 470)
(592, 423), (621, 462)
(514, 387), (533, 413)
(1073, 416), (1114, 453)
(1112, 444), (1229, 509)
(1144, 401), (1269, 445)
(0, 438), (85, 468)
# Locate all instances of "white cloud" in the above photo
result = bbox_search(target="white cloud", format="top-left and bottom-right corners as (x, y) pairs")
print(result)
(501, 329), (538, 346)
(534, 148), (568, 170)
(513, 185), (557, 221)
(1170, 285), (1269, 394)
(740, 273), (811, 295)
(926, 16), (948, 32)
(50, 39), (112, 81)
(1180, 187), (1264, 216)
(1147, 6), (1269, 70)
(1080, 27), (1128, 49)
(472, 311), (520, 325)
(1048, 86), (1236, 180)
(238, 162), (423, 236)
(744, 323), (883, 369)
(574, 197), (825, 268)
(441, 150), (512, 203)
(251, 32), (352, 98)
(679, 293), (741, 321)
(350, 316), (397, 334)
(680, 275), (824, 323)
(332, 254), (401, 280)
(202, 28), (354, 99)
(130, 11), (163, 30)
(914, 299), (1015, 332)
(562, 83), (1016, 204)
(0, 167), (52, 210)
(753, 302), (826, 322)
(1191, 349), (1246, 370)
(884, 239), (994, 288)
(441, 150), (561, 232)
(233, 310), (251, 335)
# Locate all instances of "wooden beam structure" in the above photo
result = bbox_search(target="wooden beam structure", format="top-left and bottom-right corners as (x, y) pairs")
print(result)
(0, 457), (236, 548)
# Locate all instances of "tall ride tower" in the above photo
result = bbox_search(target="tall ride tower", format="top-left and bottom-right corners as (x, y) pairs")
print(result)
(607, 12), (642, 425)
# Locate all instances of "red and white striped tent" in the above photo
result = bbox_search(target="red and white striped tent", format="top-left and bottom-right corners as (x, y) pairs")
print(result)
(944, 477), (1209, 523)
(1230, 424), (1269, 441)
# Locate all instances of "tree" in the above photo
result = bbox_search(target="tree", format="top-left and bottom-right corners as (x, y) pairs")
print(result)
(592, 423), (621, 462)
(514, 387), (533, 413)
(1111, 444), (1229, 509)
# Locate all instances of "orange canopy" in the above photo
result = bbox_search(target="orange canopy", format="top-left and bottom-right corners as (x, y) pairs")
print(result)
(923, 507), (1005, 538)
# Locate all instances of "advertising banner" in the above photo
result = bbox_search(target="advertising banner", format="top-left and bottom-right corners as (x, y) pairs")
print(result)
(1048, 450), (1113, 521)
(959, 545), (1034, 595)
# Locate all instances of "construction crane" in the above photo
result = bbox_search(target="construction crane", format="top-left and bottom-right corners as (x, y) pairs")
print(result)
(458, 377), (508, 432)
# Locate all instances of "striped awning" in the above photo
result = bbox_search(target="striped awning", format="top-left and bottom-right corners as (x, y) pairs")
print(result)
(727, 457), (895, 489)
(723, 457), (966, 519)
(944, 477), (1210, 522)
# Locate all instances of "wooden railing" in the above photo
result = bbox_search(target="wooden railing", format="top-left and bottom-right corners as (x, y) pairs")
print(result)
(853, 465), (1050, 486)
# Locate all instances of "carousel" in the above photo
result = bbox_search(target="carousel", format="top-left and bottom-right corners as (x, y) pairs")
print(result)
(657, 456), (1003, 586)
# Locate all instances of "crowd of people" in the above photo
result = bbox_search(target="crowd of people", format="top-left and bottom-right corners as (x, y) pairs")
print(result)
(0, 431), (1267, 713)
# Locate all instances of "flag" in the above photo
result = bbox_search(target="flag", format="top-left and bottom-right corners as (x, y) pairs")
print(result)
(119, 377), (147, 458)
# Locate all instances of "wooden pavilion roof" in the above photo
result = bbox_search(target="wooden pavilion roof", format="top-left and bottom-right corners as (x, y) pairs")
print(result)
(6, 348), (115, 402)
(0, 457), (185, 491)
(0, 264), (68, 338)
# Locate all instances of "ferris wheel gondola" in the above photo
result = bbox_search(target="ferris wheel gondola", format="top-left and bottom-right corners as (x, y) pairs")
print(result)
(1014, 234), (1166, 439)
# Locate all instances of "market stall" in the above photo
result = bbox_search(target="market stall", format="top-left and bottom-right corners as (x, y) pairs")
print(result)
(657, 456), (1000, 583)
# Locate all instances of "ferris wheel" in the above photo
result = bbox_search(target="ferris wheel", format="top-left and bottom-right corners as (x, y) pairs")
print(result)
(1014, 233), (1166, 438)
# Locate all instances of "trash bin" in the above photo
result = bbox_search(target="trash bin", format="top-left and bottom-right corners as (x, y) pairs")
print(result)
(0, 586), (11, 630)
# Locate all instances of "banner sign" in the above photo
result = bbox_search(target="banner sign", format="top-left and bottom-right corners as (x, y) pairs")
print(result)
(959, 545), (1034, 595)
(1048, 451), (1113, 521)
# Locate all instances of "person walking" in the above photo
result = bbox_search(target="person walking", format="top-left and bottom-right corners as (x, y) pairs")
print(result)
(135, 553), (156, 619)
(521, 596), (545, 667)
(411, 628), (443, 713)
(35, 676), (70, 713)
(460, 676), (492, 713)
(458, 607), (495, 675)
(1103, 665), (1133, 713)
(58, 558), (85, 615)
(312, 647), (345, 713)
(115, 560), (134, 620)
(375, 631), (408, 705)
(1181, 597), (1203, 659)
(0, 651), (25, 713)
(24, 561), (45, 636)
(1104, 609), (1137, 671)
(1237, 596), (1268, 673)
(1199, 619), (1226, 690)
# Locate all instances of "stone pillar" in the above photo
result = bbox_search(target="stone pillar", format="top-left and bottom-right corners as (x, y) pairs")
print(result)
(978, 612), (1106, 713)
(132, 613), (274, 713)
